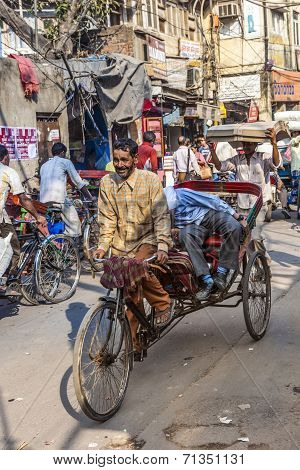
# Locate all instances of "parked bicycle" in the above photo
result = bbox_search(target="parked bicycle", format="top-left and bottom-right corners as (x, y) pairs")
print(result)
(4, 214), (81, 305)
(71, 197), (101, 273)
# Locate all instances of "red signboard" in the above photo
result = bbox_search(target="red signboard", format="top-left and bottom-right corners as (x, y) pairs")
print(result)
(0, 126), (37, 160)
(143, 117), (164, 158)
(147, 36), (166, 80)
(248, 100), (259, 123)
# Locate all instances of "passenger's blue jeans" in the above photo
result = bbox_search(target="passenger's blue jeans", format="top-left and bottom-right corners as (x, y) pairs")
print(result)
(179, 210), (242, 277)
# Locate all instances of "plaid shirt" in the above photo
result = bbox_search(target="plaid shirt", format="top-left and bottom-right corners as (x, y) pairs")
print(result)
(98, 169), (172, 257)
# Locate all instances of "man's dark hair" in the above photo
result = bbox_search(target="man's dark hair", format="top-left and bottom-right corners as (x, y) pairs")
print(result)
(113, 138), (138, 157)
(0, 144), (8, 161)
(52, 142), (67, 156)
(143, 131), (156, 143)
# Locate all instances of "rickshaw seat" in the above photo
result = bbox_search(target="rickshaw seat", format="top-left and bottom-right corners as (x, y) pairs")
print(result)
(204, 235), (222, 247)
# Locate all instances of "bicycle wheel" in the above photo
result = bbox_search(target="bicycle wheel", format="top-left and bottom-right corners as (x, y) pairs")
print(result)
(242, 251), (271, 340)
(20, 242), (44, 305)
(73, 301), (133, 422)
(83, 214), (102, 272)
(35, 234), (81, 303)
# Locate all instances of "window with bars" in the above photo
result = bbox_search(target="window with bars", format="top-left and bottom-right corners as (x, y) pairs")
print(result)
(166, 4), (178, 36)
(272, 11), (285, 37)
(143, 0), (158, 29)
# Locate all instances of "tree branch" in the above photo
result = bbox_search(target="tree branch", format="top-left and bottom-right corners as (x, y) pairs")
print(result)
(0, 0), (51, 56)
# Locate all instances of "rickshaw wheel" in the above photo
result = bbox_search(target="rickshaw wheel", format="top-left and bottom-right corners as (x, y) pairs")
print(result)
(73, 301), (133, 422)
(242, 251), (271, 340)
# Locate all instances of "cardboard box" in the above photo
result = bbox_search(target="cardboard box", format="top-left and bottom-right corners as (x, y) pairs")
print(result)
(207, 121), (290, 146)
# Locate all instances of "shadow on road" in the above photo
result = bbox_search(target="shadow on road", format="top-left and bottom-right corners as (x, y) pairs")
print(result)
(65, 302), (90, 345)
(0, 388), (17, 450)
(0, 300), (20, 320)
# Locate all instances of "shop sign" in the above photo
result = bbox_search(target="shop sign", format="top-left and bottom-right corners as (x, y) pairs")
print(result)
(185, 106), (198, 117)
(147, 36), (166, 80)
(197, 103), (220, 121)
(219, 75), (261, 102)
(272, 70), (300, 102)
(0, 126), (37, 160)
(179, 39), (201, 59)
(166, 58), (187, 91)
(49, 129), (60, 141)
(219, 102), (227, 119)
(248, 100), (259, 122)
(244, 0), (262, 39)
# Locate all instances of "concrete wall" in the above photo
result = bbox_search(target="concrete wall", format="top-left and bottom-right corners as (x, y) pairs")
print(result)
(0, 58), (68, 182)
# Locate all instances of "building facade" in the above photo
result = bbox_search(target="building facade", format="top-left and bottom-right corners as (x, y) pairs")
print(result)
(210, 0), (300, 122)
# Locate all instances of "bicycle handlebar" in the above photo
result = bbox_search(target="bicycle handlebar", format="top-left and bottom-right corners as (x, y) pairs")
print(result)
(93, 254), (158, 263)
(13, 219), (35, 226)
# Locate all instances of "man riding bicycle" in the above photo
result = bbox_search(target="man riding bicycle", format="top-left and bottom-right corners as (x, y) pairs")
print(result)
(94, 138), (173, 352)
(0, 144), (46, 296)
(39, 142), (94, 238)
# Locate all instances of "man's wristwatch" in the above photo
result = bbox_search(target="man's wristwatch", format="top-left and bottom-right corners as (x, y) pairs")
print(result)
(236, 215), (244, 222)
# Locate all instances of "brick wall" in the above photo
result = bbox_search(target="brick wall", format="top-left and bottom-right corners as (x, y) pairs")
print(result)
(98, 26), (135, 57)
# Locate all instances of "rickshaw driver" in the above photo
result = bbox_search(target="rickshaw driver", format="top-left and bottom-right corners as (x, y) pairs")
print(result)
(94, 138), (173, 351)
(164, 186), (244, 300)
(209, 128), (281, 263)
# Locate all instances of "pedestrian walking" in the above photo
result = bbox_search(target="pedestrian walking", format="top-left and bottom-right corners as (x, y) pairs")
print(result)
(173, 136), (201, 182)
(196, 135), (211, 161)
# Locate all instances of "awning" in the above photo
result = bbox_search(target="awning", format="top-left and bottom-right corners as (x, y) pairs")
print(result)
(63, 54), (152, 128)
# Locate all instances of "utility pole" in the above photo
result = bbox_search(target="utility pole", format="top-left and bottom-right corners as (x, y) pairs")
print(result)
(209, 11), (219, 107)
(34, 0), (38, 51)
(262, 0), (272, 120)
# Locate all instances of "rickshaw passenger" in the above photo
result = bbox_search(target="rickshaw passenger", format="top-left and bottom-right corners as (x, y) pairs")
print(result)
(94, 138), (173, 351)
(164, 186), (243, 301)
(209, 128), (281, 265)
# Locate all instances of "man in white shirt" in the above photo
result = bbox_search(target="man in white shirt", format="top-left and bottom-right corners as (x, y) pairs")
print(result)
(209, 129), (281, 264)
(0, 144), (45, 295)
(173, 136), (201, 182)
(40, 142), (93, 237)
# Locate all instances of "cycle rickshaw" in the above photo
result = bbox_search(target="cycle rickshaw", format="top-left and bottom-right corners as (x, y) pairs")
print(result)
(73, 181), (271, 422)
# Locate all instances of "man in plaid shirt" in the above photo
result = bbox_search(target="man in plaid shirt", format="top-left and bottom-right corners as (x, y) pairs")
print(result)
(94, 139), (173, 351)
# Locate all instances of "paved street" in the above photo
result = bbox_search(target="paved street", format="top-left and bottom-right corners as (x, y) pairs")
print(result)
(0, 212), (300, 451)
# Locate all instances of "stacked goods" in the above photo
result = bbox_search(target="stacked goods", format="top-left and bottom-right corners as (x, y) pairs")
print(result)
(207, 121), (290, 146)
(274, 111), (300, 132)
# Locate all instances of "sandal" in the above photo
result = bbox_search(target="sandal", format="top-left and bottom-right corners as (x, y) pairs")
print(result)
(154, 303), (174, 328)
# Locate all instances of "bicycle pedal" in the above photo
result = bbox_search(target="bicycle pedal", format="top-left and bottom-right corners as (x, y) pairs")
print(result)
(134, 351), (143, 362)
